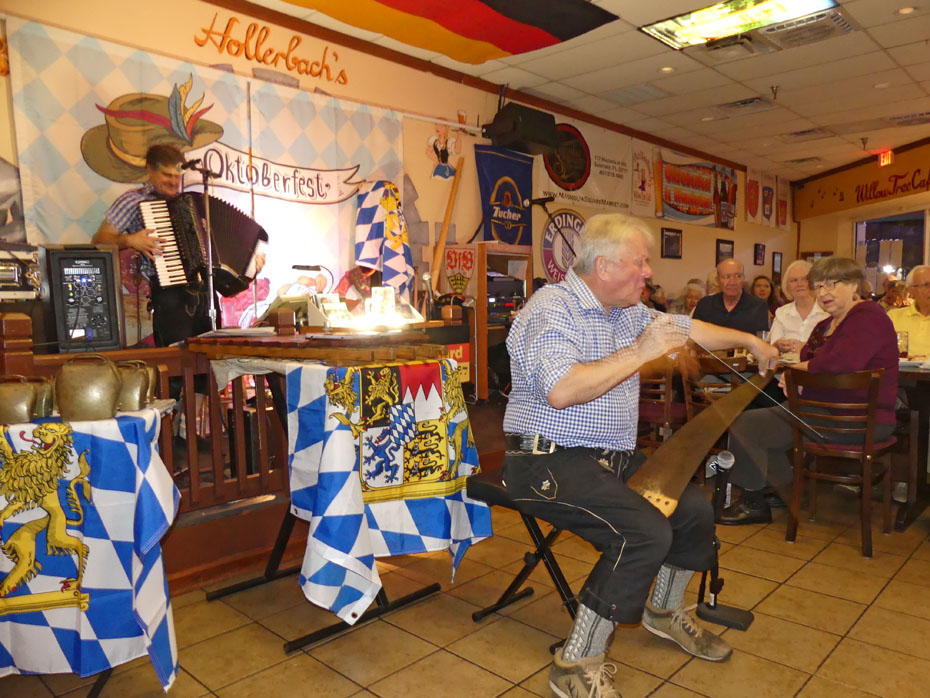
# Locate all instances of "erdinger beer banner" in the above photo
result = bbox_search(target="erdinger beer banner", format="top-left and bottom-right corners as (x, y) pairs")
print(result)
(536, 118), (631, 211)
(651, 148), (736, 230)
(746, 169), (791, 230)
(8, 19), (402, 335)
(474, 145), (533, 245)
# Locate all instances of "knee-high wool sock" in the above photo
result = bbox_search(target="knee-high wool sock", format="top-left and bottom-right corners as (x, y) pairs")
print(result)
(561, 603), (616, 663)
(649, 563), (693, 610)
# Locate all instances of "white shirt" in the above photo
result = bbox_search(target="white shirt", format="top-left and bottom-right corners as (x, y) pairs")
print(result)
(770, 301), (830, 344)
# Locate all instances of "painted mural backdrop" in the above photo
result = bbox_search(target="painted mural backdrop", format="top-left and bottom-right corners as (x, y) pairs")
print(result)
(8, 19), (402, 337)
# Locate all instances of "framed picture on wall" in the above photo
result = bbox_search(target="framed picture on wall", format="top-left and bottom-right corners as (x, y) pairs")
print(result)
(661, 228), (682, 259)
(715, 239), (734, 266)
(754, 243), (765, 266)
(772, 251), (783, 284)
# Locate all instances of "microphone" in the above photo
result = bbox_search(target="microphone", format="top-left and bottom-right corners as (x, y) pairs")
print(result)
(422, 272), (435, 320)
(292, 265), (322, 271)
(179, 159), (202, 171)
(711, 450), (736, 519)
(523, 195), (555, 207)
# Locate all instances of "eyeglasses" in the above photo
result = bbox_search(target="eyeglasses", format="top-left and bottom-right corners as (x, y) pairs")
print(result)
(719, 273), (743, 281)
(911, 282), (930, 291)
(811, 280), (842, 293)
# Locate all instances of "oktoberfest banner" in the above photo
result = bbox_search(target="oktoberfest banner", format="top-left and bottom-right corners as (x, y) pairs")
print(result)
(746, 168), (763, 225)
(654, 148), (736, 230)
(8, 19), (402, 333)
(474, 145), (533, 245)
(536, 118), (631, 210)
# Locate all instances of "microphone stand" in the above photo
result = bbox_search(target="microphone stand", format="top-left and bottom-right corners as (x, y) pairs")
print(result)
(696, 450), (754, 630)
(535, 200), (576, 259)
(192, 164), (222, 330)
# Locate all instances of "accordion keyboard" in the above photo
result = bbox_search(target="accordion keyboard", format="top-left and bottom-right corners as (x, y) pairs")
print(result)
(140, 200), (188, 287)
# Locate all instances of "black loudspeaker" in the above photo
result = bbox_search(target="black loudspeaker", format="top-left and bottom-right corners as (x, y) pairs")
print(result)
(481, 103), (559, 155)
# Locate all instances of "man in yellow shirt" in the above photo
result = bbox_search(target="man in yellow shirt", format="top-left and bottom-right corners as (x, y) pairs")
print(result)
(889, 265), (930, 359)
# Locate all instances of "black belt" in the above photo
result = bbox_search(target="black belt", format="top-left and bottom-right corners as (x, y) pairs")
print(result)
(505, 433), (560, 454)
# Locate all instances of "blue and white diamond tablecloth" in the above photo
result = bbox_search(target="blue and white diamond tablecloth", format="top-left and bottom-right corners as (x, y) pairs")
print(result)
(0, 408), (179, 689)
(284, 358), (491, 623)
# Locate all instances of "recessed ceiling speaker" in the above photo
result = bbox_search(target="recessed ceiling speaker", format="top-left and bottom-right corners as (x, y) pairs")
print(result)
(481, 103), (560, 155)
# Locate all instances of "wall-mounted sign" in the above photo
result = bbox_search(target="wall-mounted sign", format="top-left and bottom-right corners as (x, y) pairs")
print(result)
(878, 150), (894, 167)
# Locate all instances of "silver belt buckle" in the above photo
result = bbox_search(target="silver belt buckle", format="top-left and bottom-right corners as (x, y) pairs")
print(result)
(532, 434), (557, 455)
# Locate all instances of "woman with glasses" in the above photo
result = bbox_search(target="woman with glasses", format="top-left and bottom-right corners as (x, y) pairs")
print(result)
(769, 260), (829, 362)
(719, 256), (898, 525)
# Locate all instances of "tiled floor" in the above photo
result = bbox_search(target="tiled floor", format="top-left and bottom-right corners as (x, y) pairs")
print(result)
(4, 486), (930, 698)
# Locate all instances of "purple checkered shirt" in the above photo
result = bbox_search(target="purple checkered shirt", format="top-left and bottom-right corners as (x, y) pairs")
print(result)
(103, 181), (162, 280)
(503, 269), (691, 451)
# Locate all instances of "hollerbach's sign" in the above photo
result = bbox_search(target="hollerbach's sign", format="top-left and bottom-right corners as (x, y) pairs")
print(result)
(194, 13), (349, 85)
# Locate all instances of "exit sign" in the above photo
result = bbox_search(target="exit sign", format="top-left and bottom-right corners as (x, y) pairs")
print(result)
(878, 150), (894, 167)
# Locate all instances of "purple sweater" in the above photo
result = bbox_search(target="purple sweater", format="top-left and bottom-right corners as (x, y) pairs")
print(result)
(800, 301), (899, 425)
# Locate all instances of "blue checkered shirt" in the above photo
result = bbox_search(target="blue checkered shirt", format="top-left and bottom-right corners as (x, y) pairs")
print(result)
(503, 269), (691, 451)
(104, 181), (161, 280)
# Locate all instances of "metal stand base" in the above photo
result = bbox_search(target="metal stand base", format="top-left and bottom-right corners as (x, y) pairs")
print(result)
(86, 668), (113, 698)
(283, 584), (441, 653)
(205, 509), (442, 653)
(697, 600), (754, 630)
(471, 515), (577, 623)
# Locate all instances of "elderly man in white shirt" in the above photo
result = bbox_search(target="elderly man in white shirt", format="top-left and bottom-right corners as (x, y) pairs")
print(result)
(769, 259), (829, 361)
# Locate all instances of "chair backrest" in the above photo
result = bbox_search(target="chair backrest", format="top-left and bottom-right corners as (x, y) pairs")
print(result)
(683, 355), (748, 420)
(639, 360), (677, 425)
(784, 368), (883, 450)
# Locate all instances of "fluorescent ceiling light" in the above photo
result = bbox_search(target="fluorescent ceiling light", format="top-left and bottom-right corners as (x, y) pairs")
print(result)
(641, 0), (838, 50)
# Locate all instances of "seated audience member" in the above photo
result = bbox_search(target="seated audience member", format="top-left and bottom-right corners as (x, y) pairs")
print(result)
(670, 280), (705, 316)
(720, 256), (898, 524)
(652, 284), (668, 312)
(693, 258), (769, 334)
(888, 265), (930, 360)
(879, 280), (909, 311)
(769, 260), (829, 360)
(751, 274), (781, 324)
(874, 274), (897, 303)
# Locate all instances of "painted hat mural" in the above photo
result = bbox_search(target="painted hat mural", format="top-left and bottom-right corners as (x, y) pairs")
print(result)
(81, 77), (223, 183)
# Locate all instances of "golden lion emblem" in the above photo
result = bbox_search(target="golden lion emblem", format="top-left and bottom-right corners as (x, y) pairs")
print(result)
(0, 423), (91, 599)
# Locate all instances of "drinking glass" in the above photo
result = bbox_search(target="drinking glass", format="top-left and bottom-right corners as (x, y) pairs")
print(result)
(897, 331), (909, 359)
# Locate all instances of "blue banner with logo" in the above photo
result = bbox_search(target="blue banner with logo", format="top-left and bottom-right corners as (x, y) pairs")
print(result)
(474, 145), (533, 245)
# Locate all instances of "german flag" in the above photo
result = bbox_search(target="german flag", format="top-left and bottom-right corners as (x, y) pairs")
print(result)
(286, 0), (619, 64)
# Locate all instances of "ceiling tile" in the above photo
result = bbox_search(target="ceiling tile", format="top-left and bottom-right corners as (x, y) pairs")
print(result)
(741, 51), (897, 93)
(843, 0), (925, 28)
(569, 94), (629, 115)
(516, 30), (667, 81)
(869, 14), (930, 47)
(807, 96), (930, 125)
(714, 32), (881, 81)
(597, 106), (647, 125)
(605, 0), (715, 28)
(905, 62), (930, 82)
(569, 51), (702, 93)
(649, 67), (732, 95)
(774, 68), (916, 107)
(887, 41), (930, 66)
(479, 66), (549, 90)
(790, 85), (925, 115)
(524, 82), (587, 103)
(634, 84), (761, 116)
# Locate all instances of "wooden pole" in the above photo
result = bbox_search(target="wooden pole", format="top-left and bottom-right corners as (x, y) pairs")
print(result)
(430, 156), (465, 294)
